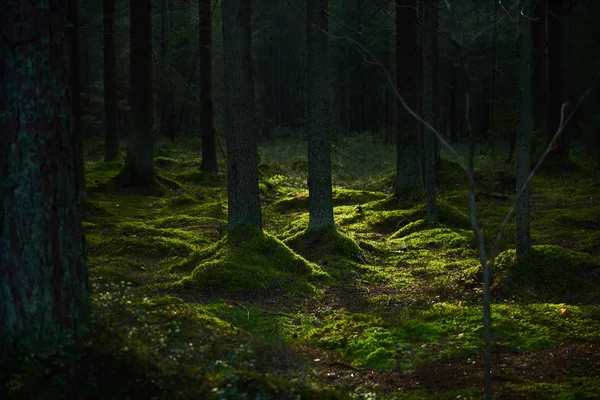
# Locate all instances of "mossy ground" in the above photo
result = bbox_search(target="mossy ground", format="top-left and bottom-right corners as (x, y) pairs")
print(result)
(4, 135), (599, 399)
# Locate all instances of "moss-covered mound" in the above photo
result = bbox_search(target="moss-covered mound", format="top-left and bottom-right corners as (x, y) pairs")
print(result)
(494, 245), (600, 302)
(270, 188), (386, 213)
(173, 226), (328, 296)
(284, 227), (362, 263)
(204, 370), (350, 400)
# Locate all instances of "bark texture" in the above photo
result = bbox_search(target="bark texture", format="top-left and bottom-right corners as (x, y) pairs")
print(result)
(546, 0), (568, 164)
(103, 0), (120, 161)
(517, 0), (533, 256)
(199, 0), (218, 172)
(395, 0), (424, 197)
(0, 0), (89, 354)
(307, 0), (335, 231)
(222, 0), (262, 230)
(68, 0), (86, 201)
(532, 0), (547, 138)
(121, 0), (155, 186)
(422, 0), (438, 224)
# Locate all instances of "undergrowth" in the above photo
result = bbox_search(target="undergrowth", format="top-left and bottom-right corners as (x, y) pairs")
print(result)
(3, 135), (599, 399)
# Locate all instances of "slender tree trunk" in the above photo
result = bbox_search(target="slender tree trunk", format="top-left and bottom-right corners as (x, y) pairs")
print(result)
(222, 0), (262, 230)
(199, 0), (218, 172)
(450, 67), (457, 141)
(307, 0), (334, 231)
(120, 0), (155, 186)
(532, 0), (547, 138)
(490, 0), (499, 132)
(517, 0), (533, 256)
(67, 0), (86, 201)
(423, 0), (437, 224)
(103, 0), (120, 161)
(395, 0), (424, 197)
(0, 0), (89, 355)
(546, 0), (565, 161)
(432, 0), (441, 167)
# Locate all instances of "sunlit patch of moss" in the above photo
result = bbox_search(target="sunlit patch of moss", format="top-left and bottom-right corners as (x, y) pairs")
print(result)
(174, 226), (328, 296)
(174, 168), (224, 186)
(392, 227), (475, 252)
(389, 219), (427, 239)
(270, 188), (386, 214)
(300, 302), (600, 372)
(494, 245), (600, 302)
(85, 157), (124, 183)
(154, 156), (180, 170)
(284, 227), (362, 262)
(496, 377), (600, 400)
(204, 369), (351, 400)
(180, 201), (227, 220)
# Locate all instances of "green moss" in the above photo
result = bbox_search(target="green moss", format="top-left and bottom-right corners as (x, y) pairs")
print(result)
(284, 227), (362, 263)
(496, 377), (600, 399)
(299, 302), (600, 373)
(270, 188), (386, 213)
(174, 169), (223, 186)
(494, 245), (600, 302)
(175, 226), (328, 296)
(205, 369), (351, 399)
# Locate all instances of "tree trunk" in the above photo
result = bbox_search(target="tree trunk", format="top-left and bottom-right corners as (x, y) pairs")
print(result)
(432, 0), (441, 168)
(395, 0), (424, 197)
(307, 0), (335, 231)
(423, 0), (437, 224)
(0, 1), (89, 355)
(517, 0), (533, 256)
(490, 0), (499, 132)
(120, 0), (155, 186)
(546, 0), (566, 162)
(199, 0), (218, 172)
(222, 0), (262, 230)
(532, 0), (547, 138)
(68, 0), (86, 201)
(103, 0), (120, 161)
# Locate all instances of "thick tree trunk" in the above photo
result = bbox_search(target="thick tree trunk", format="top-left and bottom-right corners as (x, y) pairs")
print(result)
(307, 0), (335, 231)
(103, 0), (120, 161)
(517, 0), (533, 256)
(68, 0), (86, 201)
(0, 1), (89, 354)
(422, 0), (437, 224)
(222, 0), (262, 230)
(199, 0), (218, 172)
(395, 0), (424, 197)
(120, 0), (155, 186)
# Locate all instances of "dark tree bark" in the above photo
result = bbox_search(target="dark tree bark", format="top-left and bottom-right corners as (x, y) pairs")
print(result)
(432, 0), (441, 168)
(307, 0), (335, 231)
(517, 0), (533, 256)
(103, 0), (120, 161)
(422, 0), (438, 224)
(222, 0), (262, 230)
(0, 0), (89, 354)
(120, 0), (155, 186)
(67, 0), (86, 201)
(395, 0), (424, 197)
(532, 0), (547, 138)
(547, 0), (567, 164)
(450, 66), (458, 141)
(199, 0), (218, 172)
(483, 0), (500, 136)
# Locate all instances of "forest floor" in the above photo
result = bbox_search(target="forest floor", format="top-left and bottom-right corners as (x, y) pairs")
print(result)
(52, 134), (600, 399)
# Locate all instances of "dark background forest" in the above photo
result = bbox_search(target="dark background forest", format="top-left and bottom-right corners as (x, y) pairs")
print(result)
(1, 0), (600, 399)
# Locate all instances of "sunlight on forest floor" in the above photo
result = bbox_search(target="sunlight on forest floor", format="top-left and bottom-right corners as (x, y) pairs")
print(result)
(77, 135), (600, 399)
